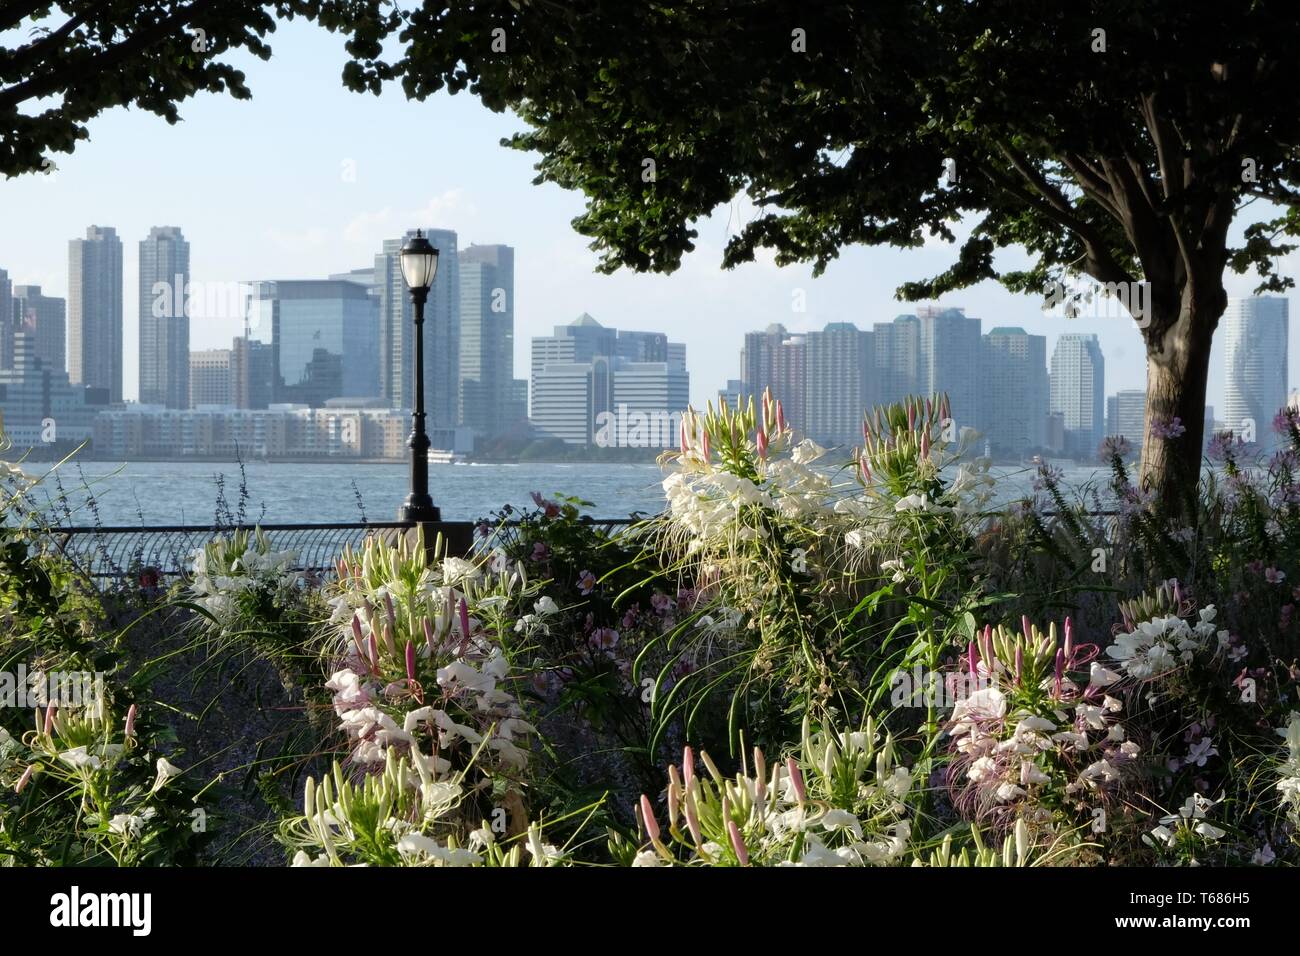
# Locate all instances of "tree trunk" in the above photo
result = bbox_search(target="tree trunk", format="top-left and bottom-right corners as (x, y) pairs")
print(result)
(1137, 284), (1225, 517)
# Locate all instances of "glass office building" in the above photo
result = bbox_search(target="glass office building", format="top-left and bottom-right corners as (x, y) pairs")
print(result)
(248, 280), (379, 407)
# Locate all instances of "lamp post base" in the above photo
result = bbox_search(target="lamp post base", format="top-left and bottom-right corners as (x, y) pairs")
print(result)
(399, 499), (442, 524)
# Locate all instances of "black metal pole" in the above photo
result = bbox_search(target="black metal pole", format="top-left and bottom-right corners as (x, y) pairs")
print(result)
(400, 287), (440, 523)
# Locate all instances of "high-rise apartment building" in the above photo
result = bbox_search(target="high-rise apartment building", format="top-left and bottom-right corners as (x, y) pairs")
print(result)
(11, 285), (65, 372)
(916, 306), (981, 434)
(375, 229), (459, 425)
(805, 322), (872, 447)
(138, 226), (191, 408)
(68, 226), (124, 403)
(190, 348), (234, 407)
(981, 327), (1048, 458)
(872, 314), (922, 409)
(1223, 296), (1289, 448)
(1050, 333), (1106, 459)
(1106, 389), (1147, 449)
(741, 324), (806, 431)
(458, 243), (516, 440)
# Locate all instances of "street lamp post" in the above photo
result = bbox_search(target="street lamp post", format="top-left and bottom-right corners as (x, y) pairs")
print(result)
(399, 229), (441, 523)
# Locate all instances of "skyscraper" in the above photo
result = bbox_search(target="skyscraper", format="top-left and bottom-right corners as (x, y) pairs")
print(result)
(0, 268), (11, 369)
(247, 280), (380, 406)
(458, 243), (516, 439)
(375, 229), (459, 425)
(11, 285), (66, 372)
(981, 327), (1048, 458)
(231, 335), (274, 410)
(138, 226), (191, 408)
(805, 322), (872, 447)
(917, 305), (982, 433)
(1050, 333), (1105, 459)
(741, 324), (806, 431)
(68, 226), (124, 403)
(1106, 390), (1147, 449)
(872, 314), (921, 408)
(1223, 296), (1289, 448)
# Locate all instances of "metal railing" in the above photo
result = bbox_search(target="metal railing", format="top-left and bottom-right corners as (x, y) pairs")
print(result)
(45, 522), (413, 579)
(41, 517), (640, 580)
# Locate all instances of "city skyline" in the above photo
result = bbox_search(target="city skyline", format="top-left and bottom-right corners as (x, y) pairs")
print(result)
(4, 18), (1298, 415)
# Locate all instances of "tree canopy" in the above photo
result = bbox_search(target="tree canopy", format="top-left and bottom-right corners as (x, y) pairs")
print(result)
(361, 0), (1300, 506)
(0, 0), (394, 178)
(7, 1), (1300, 507)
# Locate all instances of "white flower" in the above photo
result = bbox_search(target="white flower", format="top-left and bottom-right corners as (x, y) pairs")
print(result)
(108, 814), (144, 839)
(948, 686), (1006, 738)
(631, 850), (664, 867)
(1186, 737), (1217, 767)
(291, 850), (332, 867)
(437, 659), (496, 694)
(150, 757), (183, 793)
(1194, 821), (1226, 841)
(1088, 662), (1121, 687)
(441, 557), (481, 586)
(818, 808), (864, 839)
(526, 825), (562, 866)
(57, 746), (101, 771)
(397, 833), (481, 866)
(533, 596), (559, 616)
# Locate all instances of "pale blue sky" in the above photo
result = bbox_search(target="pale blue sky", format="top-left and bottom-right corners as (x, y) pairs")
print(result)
(2, 16), (1295, 411)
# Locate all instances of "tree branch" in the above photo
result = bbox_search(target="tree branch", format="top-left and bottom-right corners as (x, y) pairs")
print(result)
(0, 0), (225, 110)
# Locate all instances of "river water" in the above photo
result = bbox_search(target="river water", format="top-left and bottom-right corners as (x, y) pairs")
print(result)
(15, 459), (1113, 527)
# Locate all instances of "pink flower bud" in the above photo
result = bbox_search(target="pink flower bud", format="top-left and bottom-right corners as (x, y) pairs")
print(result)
(968, 640), (979, 676)
(422, 616), (436, 651)
(1014, 645), (1024, 683)
(1063, 617), (1074, 660)
(682, 745), (695, 789)
(459, 598), (471, 639)
(352, 614), (366, 658)
(15, 765), (34, 794)
(43, 703), (56, 736)
(919, 428), (930, 460)
(787, 757), (807, 803)
(684, 791), (703, 846)
(680, 418), (690, 452)
(1022, 615), (1032, 640)
(775, 400), (786, 433)
(124, 704), (138, 739)
(384, 592), (396, 632)
(639, 794), (661, 842)
(368, 632), (379, 669)
(756, 428), (768, 460)
(405, 640), (417, 683)
(701, 429), (711, 461)
(728, 819), (750, 865)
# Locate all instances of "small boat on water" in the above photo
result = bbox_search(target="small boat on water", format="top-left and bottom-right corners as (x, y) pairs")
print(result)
(428, 449), (468, 465)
